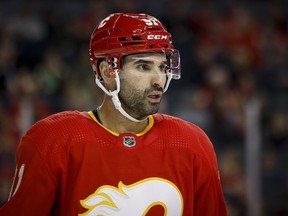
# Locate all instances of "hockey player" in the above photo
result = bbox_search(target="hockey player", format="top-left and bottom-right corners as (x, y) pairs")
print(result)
(0, 13), (227, 215)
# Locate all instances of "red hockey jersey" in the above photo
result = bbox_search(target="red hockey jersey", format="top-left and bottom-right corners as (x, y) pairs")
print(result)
(0, 111), (227, 216)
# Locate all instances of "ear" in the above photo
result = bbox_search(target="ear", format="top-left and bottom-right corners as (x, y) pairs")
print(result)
(99, 61), (116, 89)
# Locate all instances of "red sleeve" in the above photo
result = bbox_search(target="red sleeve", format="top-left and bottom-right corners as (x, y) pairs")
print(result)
(193, 156), (228, 215)
(0, 134), (58, 216)
(193, 132), (228, 216)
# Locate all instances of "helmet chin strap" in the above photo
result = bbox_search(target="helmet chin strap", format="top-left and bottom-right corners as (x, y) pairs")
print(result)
(110, 91), (146, 122)
(95, 70), (173, 123)
(95, 72), (147, 123)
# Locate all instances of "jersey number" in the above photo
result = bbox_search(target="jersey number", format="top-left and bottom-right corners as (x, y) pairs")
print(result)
(141, 18), (160, 26)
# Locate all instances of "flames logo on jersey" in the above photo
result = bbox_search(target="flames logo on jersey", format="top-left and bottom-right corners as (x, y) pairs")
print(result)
(79, 177), (183, 216)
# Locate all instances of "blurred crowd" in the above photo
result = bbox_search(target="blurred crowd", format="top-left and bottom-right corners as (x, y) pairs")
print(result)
(0, 0), (287, 215)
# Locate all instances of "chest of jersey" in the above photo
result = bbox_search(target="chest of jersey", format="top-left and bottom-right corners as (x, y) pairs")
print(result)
(62, 132), (194, 215)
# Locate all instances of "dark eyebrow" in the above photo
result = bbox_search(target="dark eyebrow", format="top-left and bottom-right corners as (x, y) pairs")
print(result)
(132, 59), (154, 65)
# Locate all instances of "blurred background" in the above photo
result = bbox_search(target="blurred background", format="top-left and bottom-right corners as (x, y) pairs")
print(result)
(0, 0), (287, 215)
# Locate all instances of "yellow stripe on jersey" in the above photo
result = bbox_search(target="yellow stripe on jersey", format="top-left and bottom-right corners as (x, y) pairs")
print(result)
(87, 111), (154, 136)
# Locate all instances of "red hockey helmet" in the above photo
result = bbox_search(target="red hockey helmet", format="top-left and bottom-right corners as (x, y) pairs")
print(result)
(89, 13), (180, 80)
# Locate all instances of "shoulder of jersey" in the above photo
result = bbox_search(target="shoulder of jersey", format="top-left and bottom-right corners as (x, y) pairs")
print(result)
(153, 113), (215, 159)
(153, 113), (206, 137)
(26, 111), (94, 138)
(18, 111), (94, 159)
(33, 110), (90, 125)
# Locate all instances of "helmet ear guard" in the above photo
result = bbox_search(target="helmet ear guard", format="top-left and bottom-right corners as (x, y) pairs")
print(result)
(109, 68), (116, 77)
(90, 52), (118, 81)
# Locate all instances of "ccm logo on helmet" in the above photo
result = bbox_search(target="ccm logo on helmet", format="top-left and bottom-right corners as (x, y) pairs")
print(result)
(147, 35), (168, 40)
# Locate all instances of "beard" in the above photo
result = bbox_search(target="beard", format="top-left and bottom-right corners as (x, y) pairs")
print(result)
(118, 81), (163, 120)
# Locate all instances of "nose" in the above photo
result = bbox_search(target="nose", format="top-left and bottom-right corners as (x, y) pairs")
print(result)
(151, 69), (166, 88)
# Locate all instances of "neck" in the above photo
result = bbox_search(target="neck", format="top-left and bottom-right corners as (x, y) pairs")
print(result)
(97, 99), (149, 134)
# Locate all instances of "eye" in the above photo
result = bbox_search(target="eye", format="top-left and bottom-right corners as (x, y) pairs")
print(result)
(159, 62), (167, 72)
(136, 63), (152, 72)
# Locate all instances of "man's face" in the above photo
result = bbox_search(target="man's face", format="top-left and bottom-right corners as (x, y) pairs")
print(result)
(118, 53), (167, 119)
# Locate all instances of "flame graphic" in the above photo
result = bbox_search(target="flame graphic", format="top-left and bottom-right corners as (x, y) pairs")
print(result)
(79, 177), (183, 216)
